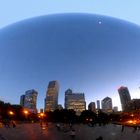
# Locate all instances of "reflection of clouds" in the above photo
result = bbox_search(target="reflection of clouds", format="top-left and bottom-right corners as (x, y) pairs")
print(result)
(98, 21), (102, 24)
(130, 89), (140, 99)
(0, 97), (8, 102)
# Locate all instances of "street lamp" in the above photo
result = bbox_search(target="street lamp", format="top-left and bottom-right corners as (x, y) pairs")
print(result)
(8, 111), (15, 120)
(9, 111), (14, 116)
(24, 110), (28, 115)
(40, 113), (44, 118)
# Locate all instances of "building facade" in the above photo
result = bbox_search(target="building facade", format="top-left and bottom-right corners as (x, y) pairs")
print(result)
(88, 102), (96, 112)
(64, 89), (86, 115)
(65, 89), (73, 109)
(21, 89), (38, 113)
(118, 86), (131, 111)
(102, 97), (112, 113)
(97, 100), (100, 110)
(45, 81), (59, 111)
(20, 95), (25, 107)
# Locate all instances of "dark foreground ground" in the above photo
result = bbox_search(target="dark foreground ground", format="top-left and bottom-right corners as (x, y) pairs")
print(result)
(0, 123), (140, 140)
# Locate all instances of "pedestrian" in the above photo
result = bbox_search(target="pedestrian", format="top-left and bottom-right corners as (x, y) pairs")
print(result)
(56, 123), (60, 130)
(70, 129), (76, 138)
(121, 125), (124, 132)
(40, 122), (42, 127)
(69, 123), (72, 129)
(3, 119), (10, 128)
(11, 120), (16, 128)
(132, 126), (137, 133)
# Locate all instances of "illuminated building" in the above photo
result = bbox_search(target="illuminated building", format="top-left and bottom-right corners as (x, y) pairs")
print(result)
(65, 89), (86, 115)
(118, 86), (131, 111)
(88, 102), (96, 112)
(45, 81), (59, 111)
(65, 89), (73, 109)
(97, 100), (100, 110)
(23, 89), (38, 113)
(102, 97), (112, 113)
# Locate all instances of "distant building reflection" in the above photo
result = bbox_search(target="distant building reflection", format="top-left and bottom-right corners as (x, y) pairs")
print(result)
(45, 81), (59, 112)
(20, 89), (38, 113)
(65, 89), (86, 115)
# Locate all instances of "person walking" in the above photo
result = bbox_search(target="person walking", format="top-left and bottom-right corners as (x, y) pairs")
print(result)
(70, 129), (76, 138)
(11, 120), (16, 128)
(121, 125), (124, 132)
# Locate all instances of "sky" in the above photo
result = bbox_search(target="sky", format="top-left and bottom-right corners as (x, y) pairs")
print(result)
(0, 0), (140, 111)
(0, 1), (140, 28)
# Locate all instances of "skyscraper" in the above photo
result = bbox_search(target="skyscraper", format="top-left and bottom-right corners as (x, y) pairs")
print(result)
(20, 95), (25, 107)
(23, 89), (38, 113)
(65, 88), (73, 109)
(118, 86), (131, 111)
(45, 81), (59, 111)
(97, 100), (100, 110)
(88, 102), (96, 112)
(64, 89), (86, 115)
(102, 97), (112, 112)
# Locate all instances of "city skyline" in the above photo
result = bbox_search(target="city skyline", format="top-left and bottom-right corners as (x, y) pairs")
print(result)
(18, 82), (115, 111)
(0, 2), (140, 111)
(0, 78), (139, 111)
(17, 82), (139, 111)
(17, 82), (137, 112)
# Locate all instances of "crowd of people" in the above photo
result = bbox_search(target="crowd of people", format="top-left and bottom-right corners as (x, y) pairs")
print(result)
(0, 119), (16, 128)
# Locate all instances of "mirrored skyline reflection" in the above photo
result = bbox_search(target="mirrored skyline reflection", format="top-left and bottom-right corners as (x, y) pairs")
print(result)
(0, 13), (140, 110)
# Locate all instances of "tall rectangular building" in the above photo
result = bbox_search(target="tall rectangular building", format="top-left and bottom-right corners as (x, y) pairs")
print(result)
(20, 89), (38, 113)
(65, 89), (86, 115)
(88, 102), (96, 112)
(24, 89), (38, 113)
(65, 88), (73, 109)
(118, 86), (131, 111)
(97, 100), (100, 110)
(102, 97), (112, 112)
(20, 95), (25, 107)
(45, 81), (59, 111)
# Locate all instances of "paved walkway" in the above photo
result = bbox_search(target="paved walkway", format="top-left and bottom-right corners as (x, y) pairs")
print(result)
(0, 123), (140, 140)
